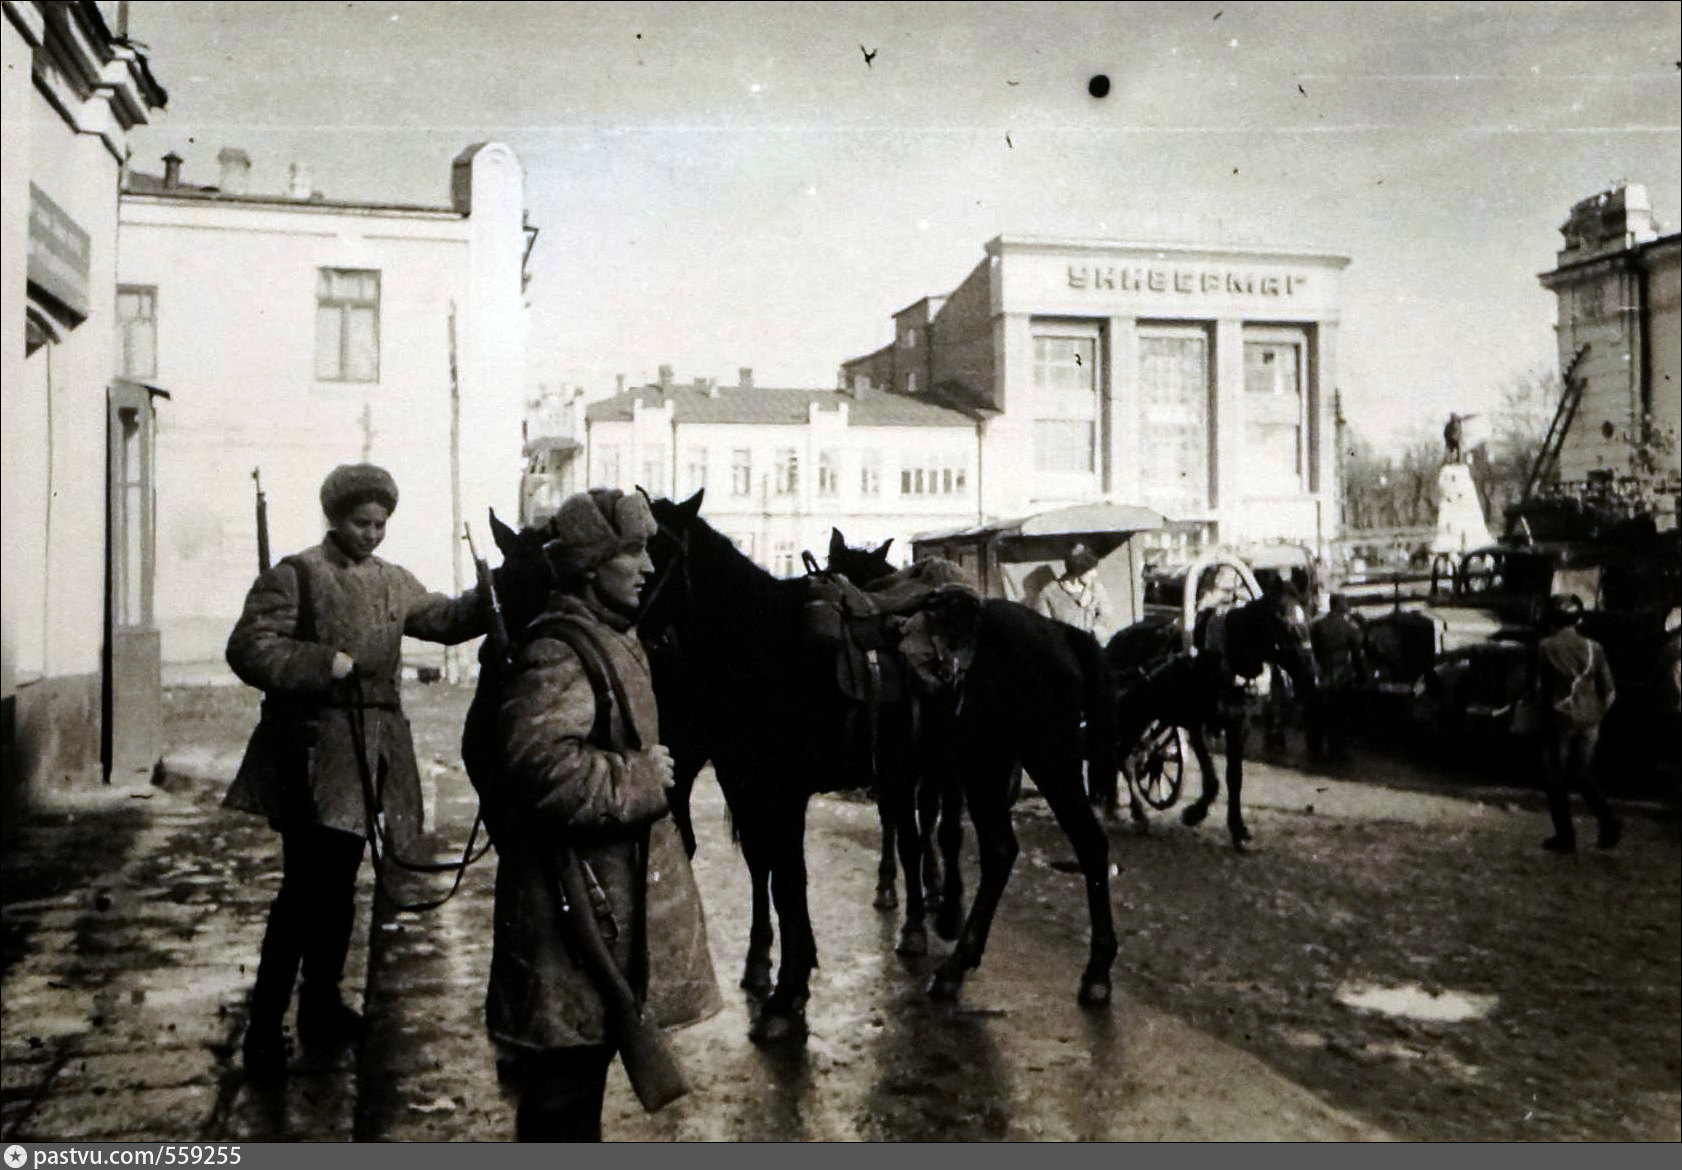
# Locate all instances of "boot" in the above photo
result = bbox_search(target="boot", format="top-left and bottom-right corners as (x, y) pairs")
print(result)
(298, 986), (365, 1048)
(242, 1020), (290, 1079)
(1596, 819), (1623, 851)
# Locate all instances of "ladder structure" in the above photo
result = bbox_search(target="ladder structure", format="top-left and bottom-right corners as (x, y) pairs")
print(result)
(1520, 343), (1592, 505)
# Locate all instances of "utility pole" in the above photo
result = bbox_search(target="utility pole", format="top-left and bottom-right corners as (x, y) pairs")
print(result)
(446, 300), (464, 682)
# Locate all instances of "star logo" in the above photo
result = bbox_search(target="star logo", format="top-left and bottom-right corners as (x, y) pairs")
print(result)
(5, 1145), (28, 1169)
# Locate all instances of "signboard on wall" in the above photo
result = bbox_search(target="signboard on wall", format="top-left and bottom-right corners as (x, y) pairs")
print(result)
(28, 183), (91, 322)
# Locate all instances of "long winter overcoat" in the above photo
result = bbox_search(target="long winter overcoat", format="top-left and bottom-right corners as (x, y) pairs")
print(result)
(485, 592), (721, 1052)
(224, 537), (483, 845)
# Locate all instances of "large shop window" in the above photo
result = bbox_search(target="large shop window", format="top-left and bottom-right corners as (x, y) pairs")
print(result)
(1138, 330), (1210, 518)
(315, 268), (380, 382)
(1244, 333), (1306, 495)
(116, 286), (157, 379)
(1033, 333), (1099, 475)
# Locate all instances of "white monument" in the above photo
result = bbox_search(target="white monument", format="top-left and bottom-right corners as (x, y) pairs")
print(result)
(1432, 461), (1494, 553)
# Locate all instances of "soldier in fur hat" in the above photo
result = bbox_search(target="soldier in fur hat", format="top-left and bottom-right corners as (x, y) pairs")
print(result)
(224, 463), (486, 1076)
(487, 487), (720, 1141)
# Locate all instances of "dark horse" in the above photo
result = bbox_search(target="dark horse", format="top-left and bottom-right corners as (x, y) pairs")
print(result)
(819, 529), (1123, 1007)
(1102, 585), (1319, 848)
(458, 500), (926, 1045)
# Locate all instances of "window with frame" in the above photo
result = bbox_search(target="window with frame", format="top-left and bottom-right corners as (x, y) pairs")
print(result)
(773, 539), (797, 578)
(1138, 330), (1210, 517)
(860, 450), (882, 495)
(818, 450), (839, 496)
(1244, 336), (1306, 494)
(315, 269), (380, 382)
(116, 285), (157, 378)
(1033, 334), (1098, 474)
(641, 446), (669, 496)
(684, 446), (708, 494)
(596, 447), (621, 488)
(731, 449), (753, 496)
(774, 448), (799, 495)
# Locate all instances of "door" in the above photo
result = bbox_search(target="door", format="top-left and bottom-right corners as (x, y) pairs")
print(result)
(106, 380), (162, 781)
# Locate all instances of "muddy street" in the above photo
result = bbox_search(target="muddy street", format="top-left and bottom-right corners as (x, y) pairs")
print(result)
(2, 681), (1677, 1142)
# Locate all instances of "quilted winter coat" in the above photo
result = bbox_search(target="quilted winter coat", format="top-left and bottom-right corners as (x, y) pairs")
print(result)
(223, 537), (483, 845)
(484, 593), (721, 1052)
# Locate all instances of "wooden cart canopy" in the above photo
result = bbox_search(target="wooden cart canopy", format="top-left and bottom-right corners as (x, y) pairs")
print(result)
(913, 502), (1168, 548)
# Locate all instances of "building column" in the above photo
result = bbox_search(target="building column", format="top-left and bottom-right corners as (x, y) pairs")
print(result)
(1106, 315), (1138, 504)
(987, 312), (1035, 518)
(1311, 321), (1338, 548)
(1213, 318), (1246, 541)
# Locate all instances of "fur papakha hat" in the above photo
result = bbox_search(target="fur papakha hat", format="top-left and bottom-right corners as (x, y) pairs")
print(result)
(320, 463), (399, 518)
(542, 488), (657, 579)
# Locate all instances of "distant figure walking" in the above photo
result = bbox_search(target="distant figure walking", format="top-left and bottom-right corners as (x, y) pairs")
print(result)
(1309, 593), (1367, 759)
(1443, 412), (1465, 463)
(1035, 543), (1119, 643)
(1533, 593), (1622, 853)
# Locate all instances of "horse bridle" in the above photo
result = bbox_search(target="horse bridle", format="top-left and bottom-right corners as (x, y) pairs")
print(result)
(636, 510), (693, 636)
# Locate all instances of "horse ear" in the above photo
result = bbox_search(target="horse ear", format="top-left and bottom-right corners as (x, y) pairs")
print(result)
(489, 508), (516, 554)
(874, 538), (894, 560)
(678, 488), (704, 520)
(829, 528), (847, 558)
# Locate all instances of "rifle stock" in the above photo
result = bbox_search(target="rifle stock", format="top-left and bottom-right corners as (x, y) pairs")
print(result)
(554, 850), (689, 1112)
(464, 523), (511, 670)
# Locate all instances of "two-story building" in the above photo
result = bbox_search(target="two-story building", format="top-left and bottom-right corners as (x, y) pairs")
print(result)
(117, 143), (531, 678)
(583, 366), (979, 573)
(842, 235), (1351, 554)
(3, 0), (167, 798)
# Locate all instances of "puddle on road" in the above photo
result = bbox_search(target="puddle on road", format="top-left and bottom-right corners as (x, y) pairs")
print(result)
(1334, 981), (1497, 1022)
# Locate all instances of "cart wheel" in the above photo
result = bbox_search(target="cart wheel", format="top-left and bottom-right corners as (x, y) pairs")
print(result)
(1128, 719), (1186, 810)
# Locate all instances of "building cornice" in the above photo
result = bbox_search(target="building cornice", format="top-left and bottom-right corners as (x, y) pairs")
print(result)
(1538, 230), (1682, 288)
(986, 234), (1352, 269)
(121, 190), (465, 221)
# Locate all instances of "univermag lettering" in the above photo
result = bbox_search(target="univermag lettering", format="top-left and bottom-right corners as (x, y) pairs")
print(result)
(1067, 265), (1307, 296)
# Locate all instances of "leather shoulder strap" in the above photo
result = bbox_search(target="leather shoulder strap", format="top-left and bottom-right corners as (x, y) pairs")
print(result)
(537, 618), (643, 752)
(279, 553), (316, 643)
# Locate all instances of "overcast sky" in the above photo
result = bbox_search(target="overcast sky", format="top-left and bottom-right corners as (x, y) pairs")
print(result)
(126, 1), (1681, 446)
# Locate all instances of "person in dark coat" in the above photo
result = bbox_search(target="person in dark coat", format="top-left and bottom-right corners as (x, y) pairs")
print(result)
(1533, 593), (1621, 853)
(1309, 593), (1367, 758)
(488, 488), (720, 1142)
(224, 463), (484, 1076)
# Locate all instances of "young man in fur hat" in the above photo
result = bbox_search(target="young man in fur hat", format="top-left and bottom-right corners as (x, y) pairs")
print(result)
(486, 487), (720, 1142)
(224, 462), (486, 1076)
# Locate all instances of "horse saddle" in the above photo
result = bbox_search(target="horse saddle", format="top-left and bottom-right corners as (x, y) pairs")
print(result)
(804, 575), (911, 704)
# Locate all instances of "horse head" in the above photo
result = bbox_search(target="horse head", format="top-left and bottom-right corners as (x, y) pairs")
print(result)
(484, 507), (556, 645)
(825, 528), (896, 587)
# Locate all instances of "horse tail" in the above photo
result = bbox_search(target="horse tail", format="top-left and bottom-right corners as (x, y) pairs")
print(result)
(1070, 627), (1119, 813)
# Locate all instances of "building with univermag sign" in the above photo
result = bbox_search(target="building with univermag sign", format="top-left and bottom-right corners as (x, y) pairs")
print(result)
(117, 143), (531, 679)
(842, 235), (1350, 555)
(2, 0), (167, 801)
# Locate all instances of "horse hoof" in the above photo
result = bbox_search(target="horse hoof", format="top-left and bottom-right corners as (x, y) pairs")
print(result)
(895, 926), (928, 958)
(927, 972), (964, 1001)
(748, 1009), (808, 1046)
(935, 908), (963, 942)
(1230, 827), (1253, 850)
(1181, 803), (1209, 828)
(1078, 979), (1112, 1008)
(872, 886), (898, 911)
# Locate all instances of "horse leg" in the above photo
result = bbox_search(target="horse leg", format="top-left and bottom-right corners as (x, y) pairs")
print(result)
(739, 838), (775, 998)
(889, 769), (928, 958)
(929, 764), (1017, 1000)
(751, 817), (816, 1045)
(917, 774), (943, 911)
(873, 788), (899, 911)
(1225, 713), (1253, 848)
(1180, 723), (1221, 828)
(1032, 751), (1117, 1007)
(934, 775), (967, 941)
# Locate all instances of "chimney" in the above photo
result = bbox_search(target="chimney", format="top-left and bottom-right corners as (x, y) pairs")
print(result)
(692, 376), (709, 392)
(657, 363), (674, 390)
(161, 151), (183, 190)
(739, 366), (754, 390)
(615, 373), (626, 394)
(216, 147), (250, 195)
(288, 162), (313, 200)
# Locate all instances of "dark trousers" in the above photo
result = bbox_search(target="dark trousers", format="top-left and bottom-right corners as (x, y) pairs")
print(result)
(510, 1045), (618, 1142)
(249, 823), (367, 1028)
(1540, 724), (1616, 841)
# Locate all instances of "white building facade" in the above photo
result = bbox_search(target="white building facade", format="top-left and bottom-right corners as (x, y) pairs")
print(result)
(3, 0), (167, 797)
(116, 143), (530, 676)
(843, 236), (1350, 555)
(583, 370), (979, 573)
